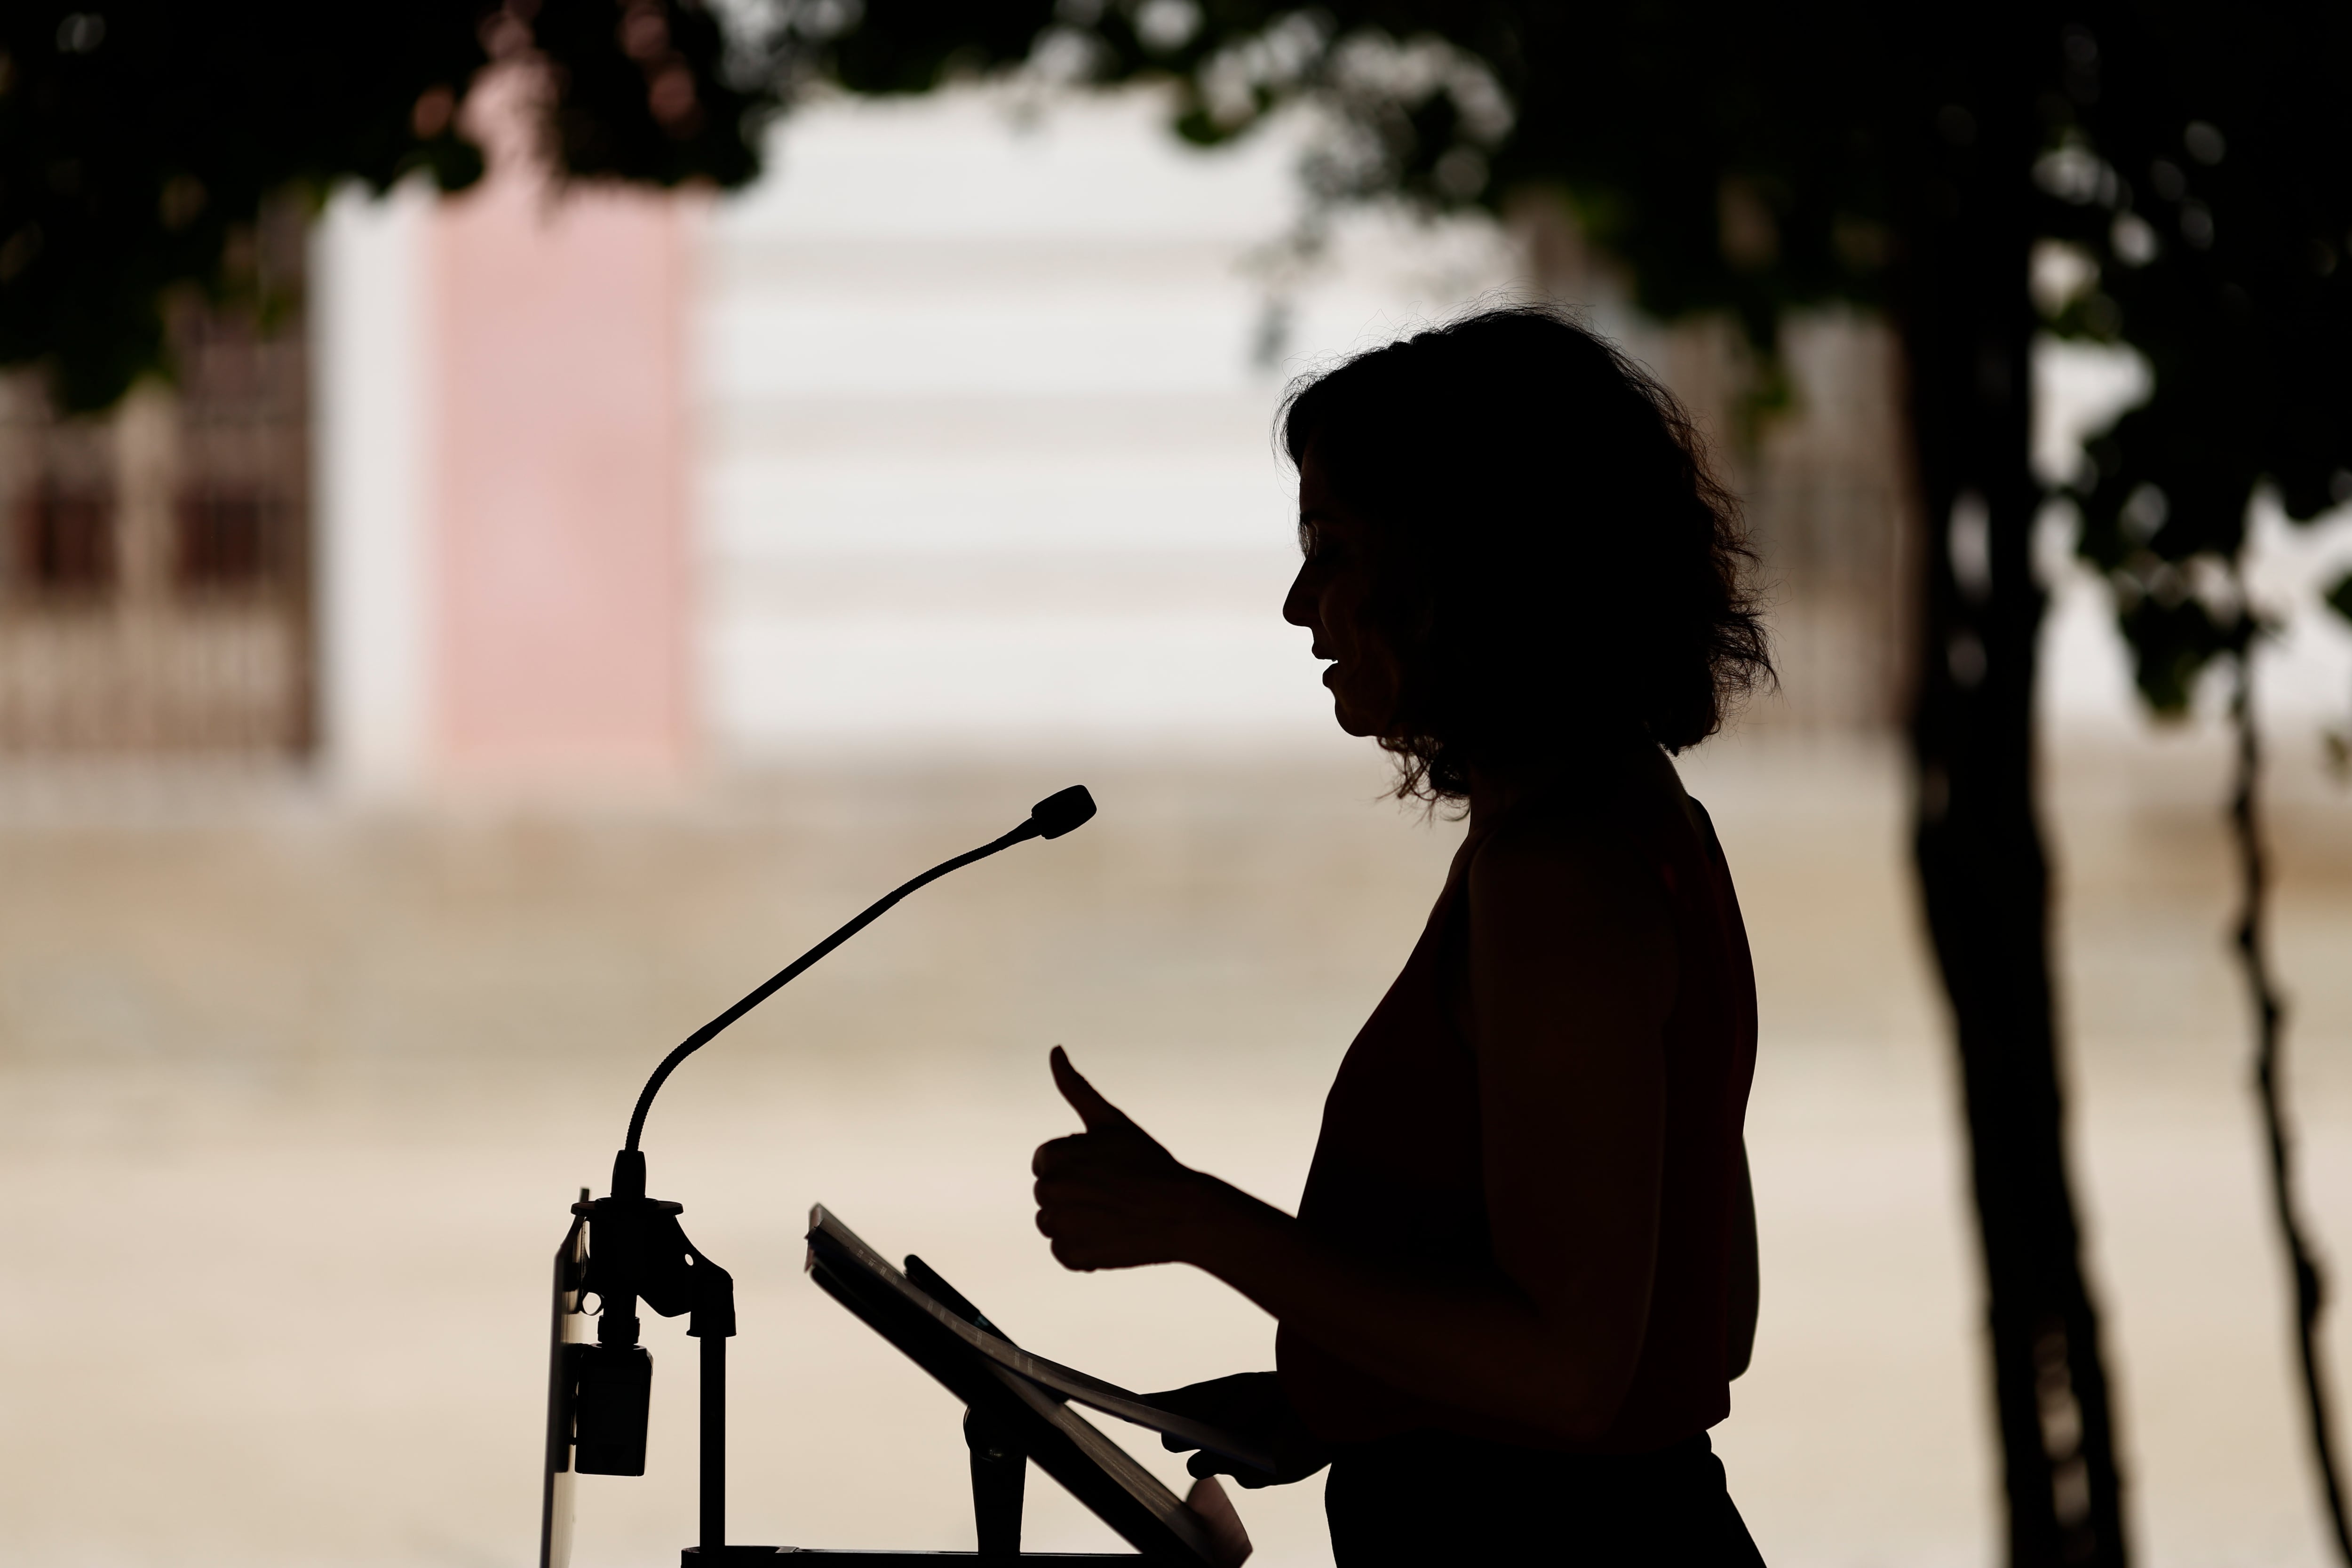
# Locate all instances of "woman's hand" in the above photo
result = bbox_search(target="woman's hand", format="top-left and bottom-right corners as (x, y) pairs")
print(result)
(1032, 1047), (1217, 1271)
(1146, 1371), (1332, 1488)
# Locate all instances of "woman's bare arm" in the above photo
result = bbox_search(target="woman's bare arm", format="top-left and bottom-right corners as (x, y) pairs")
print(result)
(1726, 1142), (1758, 1379)
(1033, 820), (1677, 1443)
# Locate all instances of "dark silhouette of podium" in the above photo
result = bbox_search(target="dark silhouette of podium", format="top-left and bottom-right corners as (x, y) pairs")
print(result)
(541, 1202), (1246, 1567)
(531, 789), (1247, 1565)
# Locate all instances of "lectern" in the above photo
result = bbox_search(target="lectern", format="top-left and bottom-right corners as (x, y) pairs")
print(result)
(540, 1199), (1257, 1566)
(530, 788), (1256, 1566)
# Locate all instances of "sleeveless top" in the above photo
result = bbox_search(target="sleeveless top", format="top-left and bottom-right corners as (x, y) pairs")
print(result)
(1275, 773), (1758, 1455)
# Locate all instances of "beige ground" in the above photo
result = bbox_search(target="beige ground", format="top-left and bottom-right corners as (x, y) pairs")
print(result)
(1, 729), (2348, 1567)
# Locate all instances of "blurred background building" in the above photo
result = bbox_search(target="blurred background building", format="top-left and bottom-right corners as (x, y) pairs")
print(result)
(0, 87), (2021, 779)
(4, 82), (2352, 1568)
(8, 83), (2340, 779)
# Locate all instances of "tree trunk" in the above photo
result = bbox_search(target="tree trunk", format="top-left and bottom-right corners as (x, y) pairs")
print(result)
(1899, 19), (2129, 1565)
(2230, 638), (2352, 1561)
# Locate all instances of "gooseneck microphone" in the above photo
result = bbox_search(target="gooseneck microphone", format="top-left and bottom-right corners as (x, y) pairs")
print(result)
(623, 783), (1097, 1152)
(556, 785), (1098, 1560)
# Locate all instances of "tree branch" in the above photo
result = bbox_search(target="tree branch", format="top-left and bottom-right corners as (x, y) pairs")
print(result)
(2230, 625), (2352, 1563)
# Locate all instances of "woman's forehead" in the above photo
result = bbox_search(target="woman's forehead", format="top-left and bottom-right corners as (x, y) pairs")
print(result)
(1296, 454), (1369, 521)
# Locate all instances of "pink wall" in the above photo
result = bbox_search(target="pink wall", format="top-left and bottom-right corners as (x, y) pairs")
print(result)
(431, 73), (692, 781)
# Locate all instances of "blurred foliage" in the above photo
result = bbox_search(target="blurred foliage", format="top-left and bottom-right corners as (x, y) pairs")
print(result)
(0, 0), (766, 412)
(776, 0), (2352, 714)
(2047, 8), (2352, 713)
(8, 0), (2347, 702)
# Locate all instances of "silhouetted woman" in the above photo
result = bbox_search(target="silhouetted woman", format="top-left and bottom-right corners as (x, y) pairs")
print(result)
(1032, 306), (1771, 1564)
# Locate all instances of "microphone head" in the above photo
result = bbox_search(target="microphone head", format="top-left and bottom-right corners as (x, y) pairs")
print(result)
(1028, 785), (1097, 839)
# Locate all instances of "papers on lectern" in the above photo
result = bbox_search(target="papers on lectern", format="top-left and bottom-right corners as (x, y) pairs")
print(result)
(805, 1205), (1271, 1566)
(805, 1204), (1275, 1475)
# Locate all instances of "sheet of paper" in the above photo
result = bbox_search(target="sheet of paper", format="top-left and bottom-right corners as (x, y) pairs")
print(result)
(807, 1205), (1277, 1474)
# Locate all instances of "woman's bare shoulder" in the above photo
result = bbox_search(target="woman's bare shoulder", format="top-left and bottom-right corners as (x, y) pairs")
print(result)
(1462, 792), (1678, 1051)
(1465, 796), (1673, 950)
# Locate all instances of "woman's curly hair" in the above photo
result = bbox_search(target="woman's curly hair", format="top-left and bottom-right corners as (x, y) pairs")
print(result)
(1279, 305), (1772, 802)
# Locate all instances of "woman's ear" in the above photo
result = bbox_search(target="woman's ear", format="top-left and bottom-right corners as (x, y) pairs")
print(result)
(1361, 587), (1435, 733)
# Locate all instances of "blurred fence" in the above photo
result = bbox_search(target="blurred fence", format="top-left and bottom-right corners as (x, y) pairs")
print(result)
(0, 222), (310, 755)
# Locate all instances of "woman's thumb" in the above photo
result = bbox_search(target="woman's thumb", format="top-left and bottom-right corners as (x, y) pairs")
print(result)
(1050, 1045), (1131, 1132)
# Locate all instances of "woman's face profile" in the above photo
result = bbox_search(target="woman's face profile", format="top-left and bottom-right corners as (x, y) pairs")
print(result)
(1284, 451), (1400, 738)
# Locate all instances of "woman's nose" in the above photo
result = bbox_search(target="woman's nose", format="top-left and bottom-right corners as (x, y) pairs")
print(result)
(1282, 565), (1317, 629)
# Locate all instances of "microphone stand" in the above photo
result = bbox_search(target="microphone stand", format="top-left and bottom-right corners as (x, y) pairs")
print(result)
(544, 787), (1098, 1567)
